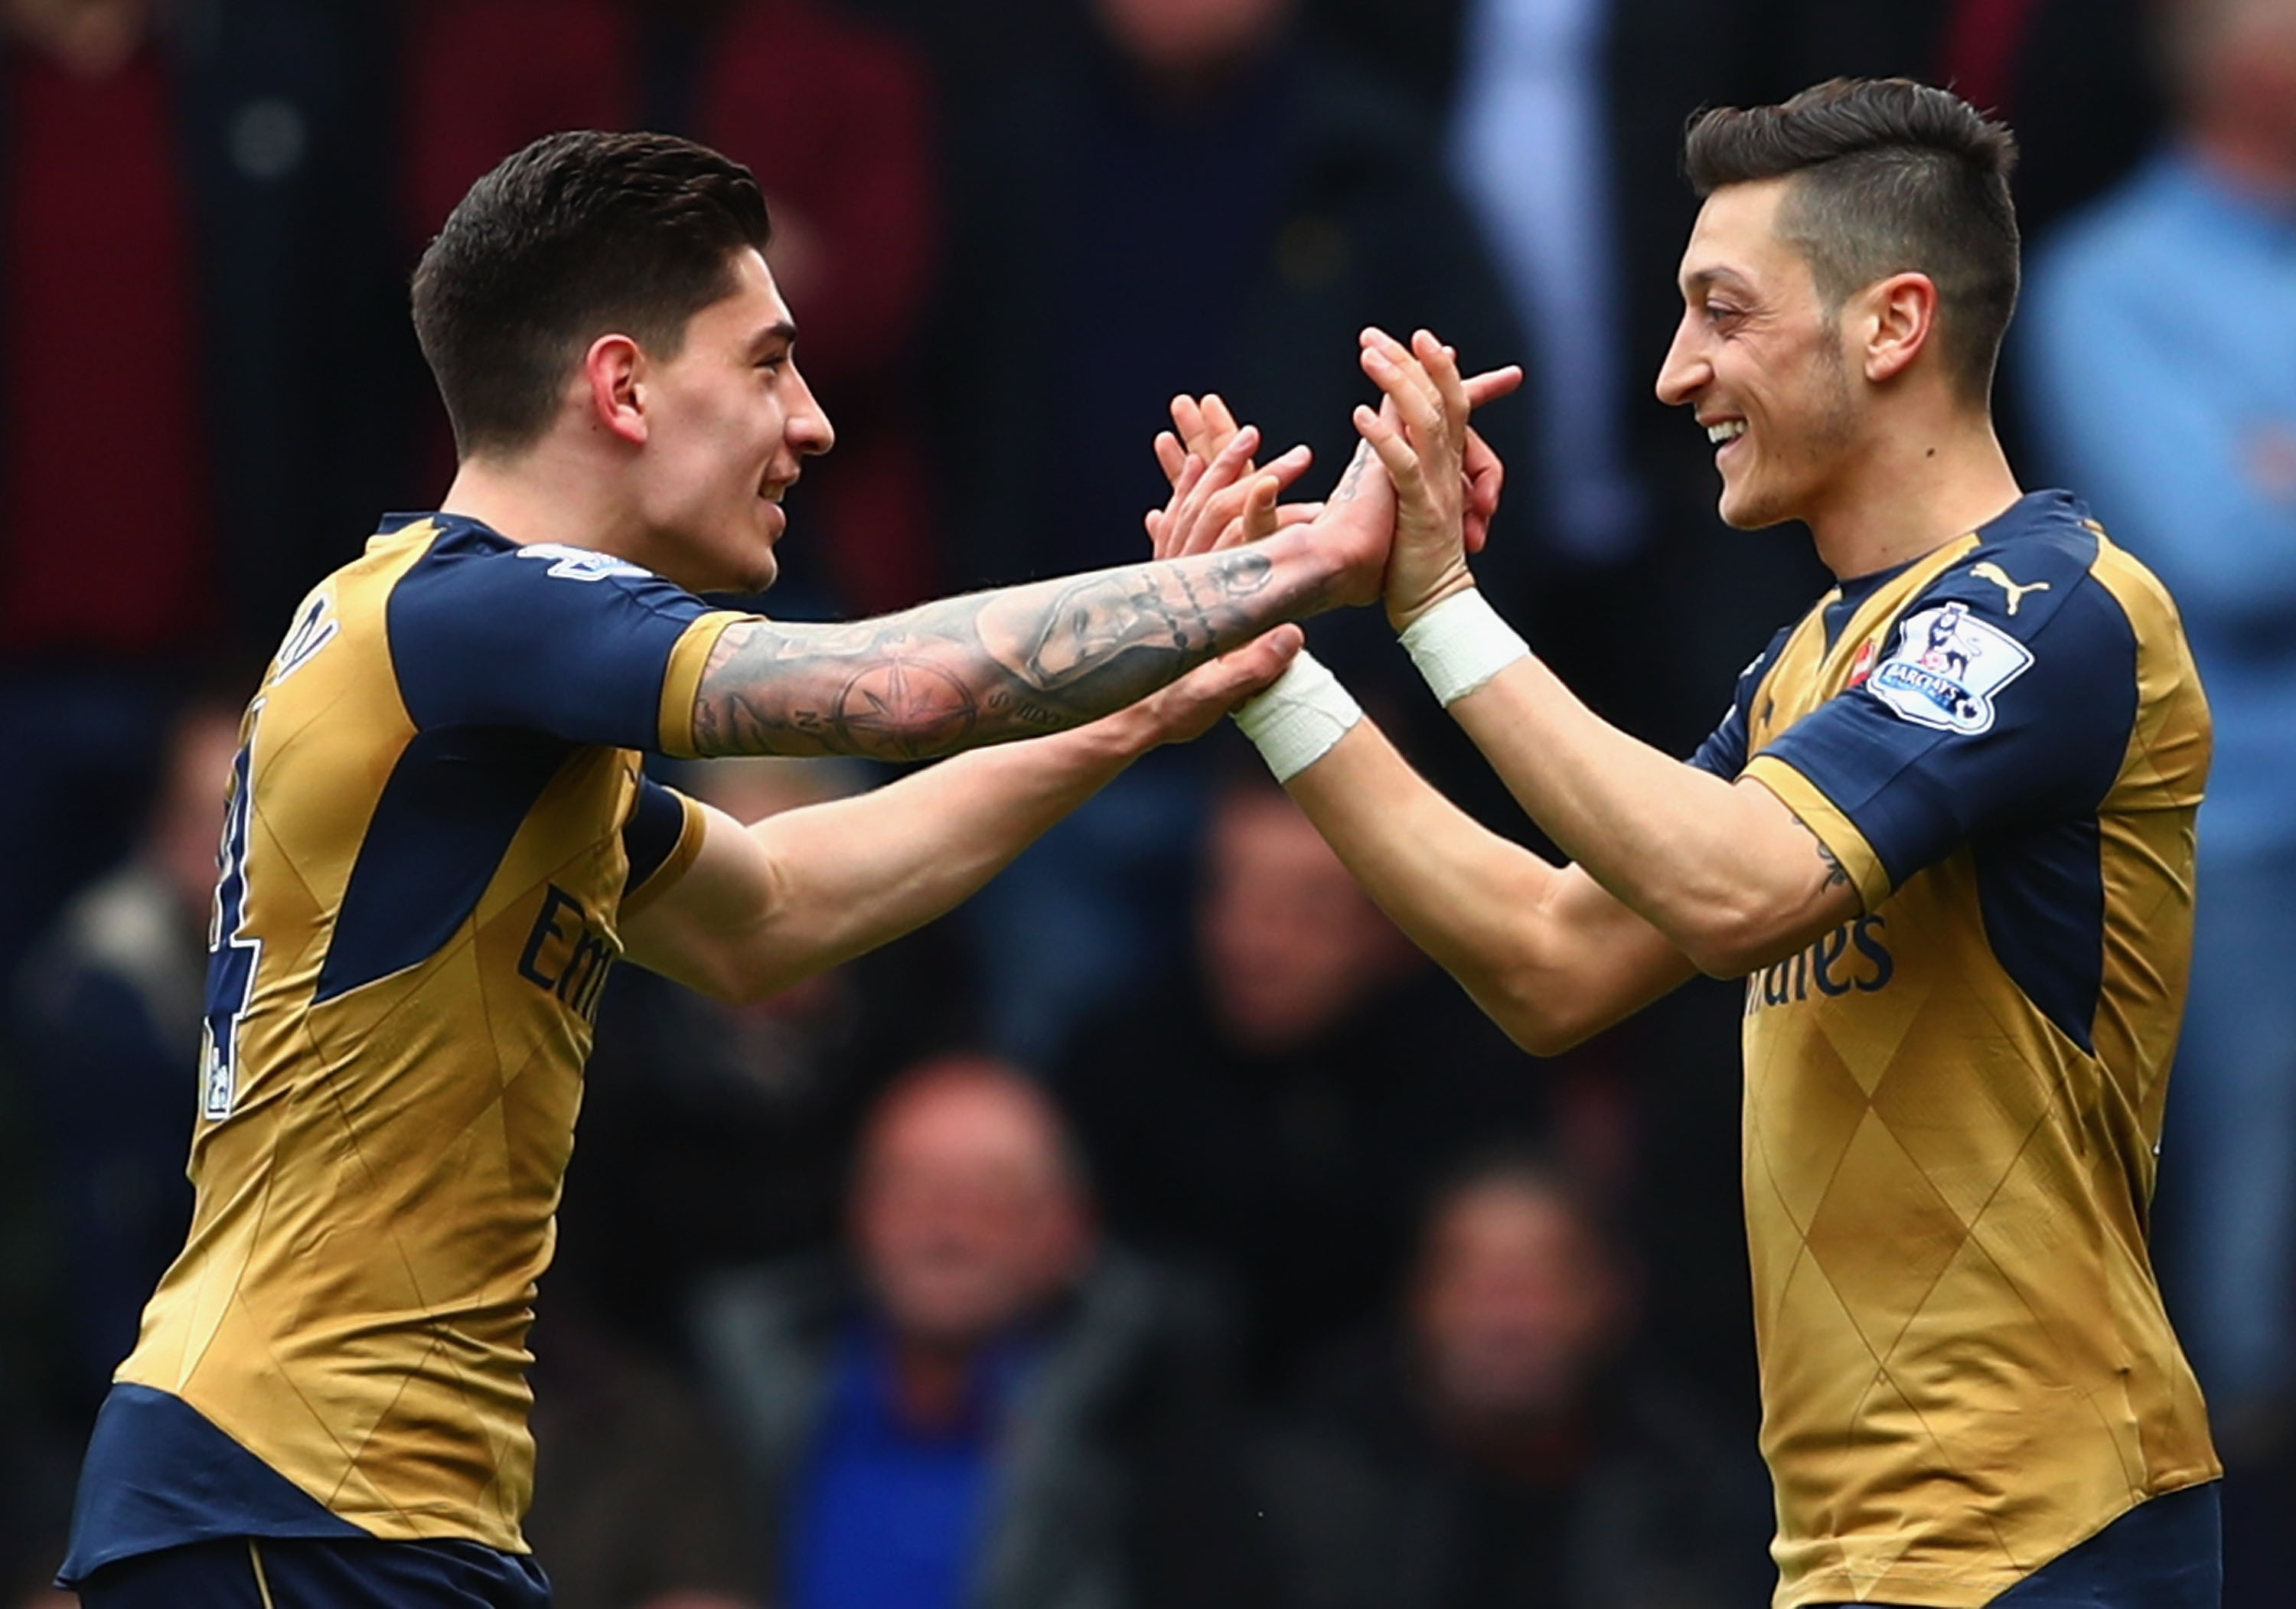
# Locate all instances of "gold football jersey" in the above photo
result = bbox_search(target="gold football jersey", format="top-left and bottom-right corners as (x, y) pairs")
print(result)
(1691, 491), (2219, 1606)
(62, 514), (745, 1581)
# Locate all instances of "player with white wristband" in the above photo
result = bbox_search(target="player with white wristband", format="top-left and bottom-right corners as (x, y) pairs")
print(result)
(1156, 323), (1854, 1050)
(1161, 74), (2221, 1601)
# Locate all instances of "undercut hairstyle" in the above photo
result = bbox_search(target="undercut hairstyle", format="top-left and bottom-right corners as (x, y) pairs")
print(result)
(1683, 78), (2020, 403)
(411, 129), (772, 456)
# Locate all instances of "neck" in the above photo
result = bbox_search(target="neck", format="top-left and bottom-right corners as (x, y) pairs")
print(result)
(440, 446), (641, 563)
(889, 1334), (980, 1434)
(1803, 406), (2022, 581)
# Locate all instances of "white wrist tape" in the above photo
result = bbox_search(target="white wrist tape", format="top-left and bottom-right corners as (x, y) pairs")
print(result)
(1231, 651), (1362, 784)
(1399, 589), (1529, 707)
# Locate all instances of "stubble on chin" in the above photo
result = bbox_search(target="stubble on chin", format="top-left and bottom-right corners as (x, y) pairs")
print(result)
(1720, 336), (1858, 532)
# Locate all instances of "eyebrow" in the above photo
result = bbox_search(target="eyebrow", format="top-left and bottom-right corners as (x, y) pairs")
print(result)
(748, 320), (799, 357)
(1681, 266), (1755, 298)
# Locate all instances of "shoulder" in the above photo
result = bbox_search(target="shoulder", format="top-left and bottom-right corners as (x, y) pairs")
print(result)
(1908, 494), (2125, 638)
(1868, 495), (2139, 735)
(389, 522), (703, 624)
(1743, 617), (1805, 690)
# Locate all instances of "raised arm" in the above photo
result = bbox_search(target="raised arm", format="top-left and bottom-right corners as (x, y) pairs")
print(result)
(690, 429), (1384, 760)
(1280, 712), (1698, 1055)
(1356, 328), (1857, 977)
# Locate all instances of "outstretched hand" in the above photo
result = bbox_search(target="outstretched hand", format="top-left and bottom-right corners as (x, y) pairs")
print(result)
(1355, 328), (1521, 629)
(1119, 623), (1307, 746)
(1144, 396), (1319, 563)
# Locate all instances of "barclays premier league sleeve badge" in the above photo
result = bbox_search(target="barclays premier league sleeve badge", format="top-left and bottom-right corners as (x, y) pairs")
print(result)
(1864, 601), (2033, 736)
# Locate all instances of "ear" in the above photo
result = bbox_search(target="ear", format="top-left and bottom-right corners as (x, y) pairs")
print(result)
(581, 334), (647, 446)
(1858, 272), (1939, 386)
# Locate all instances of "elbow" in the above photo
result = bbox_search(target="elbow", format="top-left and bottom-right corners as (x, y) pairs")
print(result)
(677, 934), (812, 1007)
(1506, 1015), (1591, 1059)
(1677, 900), (1812, 982)
(1482, 964), (1606, 1059)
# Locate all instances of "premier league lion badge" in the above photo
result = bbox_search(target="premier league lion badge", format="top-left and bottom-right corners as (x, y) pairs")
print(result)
(1864, 600), (2034, 736)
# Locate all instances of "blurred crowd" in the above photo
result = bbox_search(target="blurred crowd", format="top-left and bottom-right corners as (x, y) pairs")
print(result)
(1, 0), (2292, 1604)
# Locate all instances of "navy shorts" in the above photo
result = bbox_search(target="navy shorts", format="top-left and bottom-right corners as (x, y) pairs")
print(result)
(1817, 1480), (2222, 1608)
(73, 1536), (552, 1609)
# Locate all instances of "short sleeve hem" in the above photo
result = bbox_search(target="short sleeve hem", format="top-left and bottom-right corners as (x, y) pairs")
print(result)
(657, 612), (749, 759)
(1743, 756), (1892, 912)
(621, 791), (706, 918)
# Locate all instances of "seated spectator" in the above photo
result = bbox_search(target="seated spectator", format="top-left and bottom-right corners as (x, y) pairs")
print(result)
(0, 694), (243, 1603)
(1056, 775), (1550, 1393)
(689, 1056), (1269, 1609)
(564, 756), (973, 1348)
(11, 694), (243, 1420)
(1259, 1154), (1773, 1609)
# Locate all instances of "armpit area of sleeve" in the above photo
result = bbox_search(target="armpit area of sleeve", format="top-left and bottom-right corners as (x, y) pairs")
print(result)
(657, 611), (751, 759)
(1741, 755), (1892, 912)
(621, 791), (708, 919)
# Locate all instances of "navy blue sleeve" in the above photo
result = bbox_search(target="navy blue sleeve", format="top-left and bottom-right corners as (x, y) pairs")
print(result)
(1760, 535), (2138, 891)
(388, 540), (720, 749)
(1689, 623), (1795, 778)
(621, 777), (690, 896)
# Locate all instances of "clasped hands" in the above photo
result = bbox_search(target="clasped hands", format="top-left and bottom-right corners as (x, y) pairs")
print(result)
(1146, 327), (1521, 630)
(1110, 328), (1518, 749)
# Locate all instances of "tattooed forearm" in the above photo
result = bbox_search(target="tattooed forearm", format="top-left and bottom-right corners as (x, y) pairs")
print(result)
(691, 541), (1316, 762)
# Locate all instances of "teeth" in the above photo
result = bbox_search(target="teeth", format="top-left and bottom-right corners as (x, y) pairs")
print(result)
(1707, 420), (1746, 444)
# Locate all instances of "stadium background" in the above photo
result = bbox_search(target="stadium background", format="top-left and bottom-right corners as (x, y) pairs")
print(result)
(1, 0), (2288, 1604)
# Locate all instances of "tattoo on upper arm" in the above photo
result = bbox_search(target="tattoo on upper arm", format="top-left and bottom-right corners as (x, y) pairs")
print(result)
(1789, 811), (1851, 889)
(690, 545), (1299, 762)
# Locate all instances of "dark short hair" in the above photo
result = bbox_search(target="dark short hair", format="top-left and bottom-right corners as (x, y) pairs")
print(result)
(411, 130), (772, 456)
(1683, 78), (2020, 403)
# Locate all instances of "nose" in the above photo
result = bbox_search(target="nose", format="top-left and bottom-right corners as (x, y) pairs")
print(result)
(1654, 309), (1709, 409)
(788, 361), (836, 457)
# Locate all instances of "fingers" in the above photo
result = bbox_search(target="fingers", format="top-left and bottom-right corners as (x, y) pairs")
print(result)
(1416, 331), (1471, 441)
(1169, 395), (1208, 462)
(1153, 429), (1186, 486)
(1461, 427), (1506, 555)
(1137, 626), (1306, 747)
(1227, 623), (1306, 696)
(1186, 465), (1289, 557)
(1258, 441), (1315, 494)
(1159, 426), (1267, 558)
(1362, 351), (1446, 452)
(1462, 364), (1525, 408)
(1352, 401), (1428, 498)
(1359, 328), (1444, 441)
(1202, 393), (1242, 450)
(1240, 475), (1280, 546)
(1169, 392), (1248, 468)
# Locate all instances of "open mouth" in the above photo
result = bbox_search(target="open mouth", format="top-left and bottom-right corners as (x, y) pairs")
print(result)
(1705, 419), (1746, 447)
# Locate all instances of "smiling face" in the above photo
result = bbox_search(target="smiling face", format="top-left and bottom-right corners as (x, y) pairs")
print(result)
(853, 1064), (1092, 1350)
(625, 247), (833, 593)
(1656, 178), (1864, 532)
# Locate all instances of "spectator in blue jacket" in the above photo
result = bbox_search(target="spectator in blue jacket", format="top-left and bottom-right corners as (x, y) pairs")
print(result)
(2020, 0), (2296, 1464)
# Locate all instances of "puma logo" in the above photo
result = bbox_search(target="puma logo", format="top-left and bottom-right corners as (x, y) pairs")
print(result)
(1970, 561), (2050, 615)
